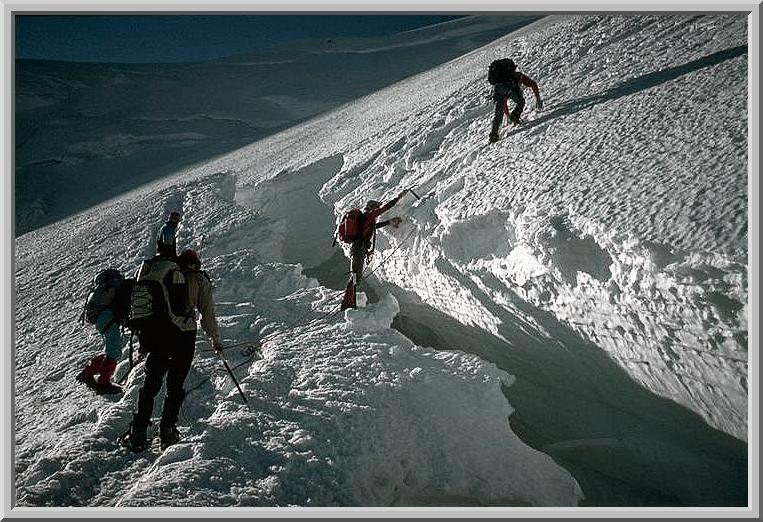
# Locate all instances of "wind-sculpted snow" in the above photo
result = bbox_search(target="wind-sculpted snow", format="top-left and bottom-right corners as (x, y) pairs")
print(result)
(15, 14), (748, 508)
(15, 163), (582, 507)
(319, 14), (748, 441)
(206, 13), (748, 503)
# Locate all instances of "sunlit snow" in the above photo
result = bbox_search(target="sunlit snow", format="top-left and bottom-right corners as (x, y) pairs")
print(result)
(15, 14), (748, 508)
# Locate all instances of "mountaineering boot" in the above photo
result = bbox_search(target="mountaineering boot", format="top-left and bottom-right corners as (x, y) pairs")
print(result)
(94, 356), (122, 394)
(118, 421), (149, 453)
(489, 132), (500, 143)
(76, 369), (98, 388)
(83, 354), (106, 375)
(159, 425), (181, 450)
(96, 356), (117, 384)
(77, 353), (106, 387)
(80, 356), (121, 394)
(96, 381), (124, 395)
(78, 371), (122, 394)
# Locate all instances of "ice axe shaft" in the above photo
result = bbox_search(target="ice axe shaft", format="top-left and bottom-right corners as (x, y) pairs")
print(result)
(407, 188), (421, 200)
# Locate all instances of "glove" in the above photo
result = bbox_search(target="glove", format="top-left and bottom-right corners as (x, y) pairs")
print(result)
(390, 216), (403, 228)
(213, 340), (224, 358)
(537, 99), (544, 111)
(398, 190), (409, 200)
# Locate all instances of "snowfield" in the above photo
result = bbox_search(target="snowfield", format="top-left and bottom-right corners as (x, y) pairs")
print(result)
(15, 175), (582, 508)
(14, 15), (540, 235)
(14, 14), (748, 508)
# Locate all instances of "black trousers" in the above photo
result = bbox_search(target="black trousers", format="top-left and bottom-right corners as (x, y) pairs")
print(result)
(491, 84), (525, 136)
(350, 239), (372, 281)
(133, 327), (196, 429)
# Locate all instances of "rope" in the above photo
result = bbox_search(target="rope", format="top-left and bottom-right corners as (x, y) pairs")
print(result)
(136, 211), (421, 410)
(361, 226), (417, 281)
(184, 344), (260, 395)
(263, 223), (418, 336)
(181, 225), (419, 401)
(199, 340), (261, 352)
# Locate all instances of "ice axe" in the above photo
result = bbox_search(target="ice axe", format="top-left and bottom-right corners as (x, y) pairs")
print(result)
(406, 187), (421, 200)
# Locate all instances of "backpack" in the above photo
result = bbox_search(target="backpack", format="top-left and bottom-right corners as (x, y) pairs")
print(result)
(82, 269), (130, 325)
(156, 222), (178, 258)
(488, 58), (516, 85)
(337, 208), (364, 243)
(126, 257), (195, 332)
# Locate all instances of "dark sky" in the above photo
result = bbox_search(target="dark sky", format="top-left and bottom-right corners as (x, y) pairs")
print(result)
(15, 15), (464, 63)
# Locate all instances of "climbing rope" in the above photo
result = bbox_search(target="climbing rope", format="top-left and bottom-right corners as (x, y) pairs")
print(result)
(181, 223), (420, 402)
(126, 200), (423, 410)
(184, 342), (261, 397)
(286, 223), (420, 328)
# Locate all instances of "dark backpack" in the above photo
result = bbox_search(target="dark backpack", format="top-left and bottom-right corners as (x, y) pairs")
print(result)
(488, 58), (516, 85)
(337, 209), (364, 243)
(126, 257), (193, 332)
(111, 278), (135, 325)
(82, 269), (129, 325)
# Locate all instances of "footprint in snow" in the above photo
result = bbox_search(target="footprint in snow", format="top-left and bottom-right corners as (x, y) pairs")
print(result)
(44, 369), (67, 382)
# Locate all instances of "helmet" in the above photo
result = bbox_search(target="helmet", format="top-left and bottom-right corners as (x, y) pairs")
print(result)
(178, 249), (202, 270)
(167, 211), (181, 224)
(365, 200), (381, 211)
(505, 58), (517, 72)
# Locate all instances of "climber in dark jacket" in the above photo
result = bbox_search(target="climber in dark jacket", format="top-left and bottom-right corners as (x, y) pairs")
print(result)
(489, 58), (543, 142)
(156, 211), (181, 258)
(120, 249), (223, 452)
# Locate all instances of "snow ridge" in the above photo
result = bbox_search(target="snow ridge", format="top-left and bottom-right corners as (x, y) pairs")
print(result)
(323, 14), (748, 440)
(14, 14), (748, 508)
(16, 170), (582, 507)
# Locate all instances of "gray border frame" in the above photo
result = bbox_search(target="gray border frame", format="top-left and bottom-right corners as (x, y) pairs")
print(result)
(3, 1), (759, 520)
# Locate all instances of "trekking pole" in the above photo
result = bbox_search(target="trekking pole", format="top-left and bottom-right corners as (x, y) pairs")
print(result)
(220, 354), (251, 411)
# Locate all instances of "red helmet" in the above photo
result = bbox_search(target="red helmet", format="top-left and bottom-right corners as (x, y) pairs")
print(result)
(178, 249), (201, 269)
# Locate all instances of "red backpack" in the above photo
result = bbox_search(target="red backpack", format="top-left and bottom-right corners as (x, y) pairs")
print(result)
(337, 208), (364, 243)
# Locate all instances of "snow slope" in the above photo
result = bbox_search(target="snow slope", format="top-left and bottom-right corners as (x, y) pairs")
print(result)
(15, 172), (582, 508)
(14, 14), (748, 508)
(14, 15), (540, 236)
